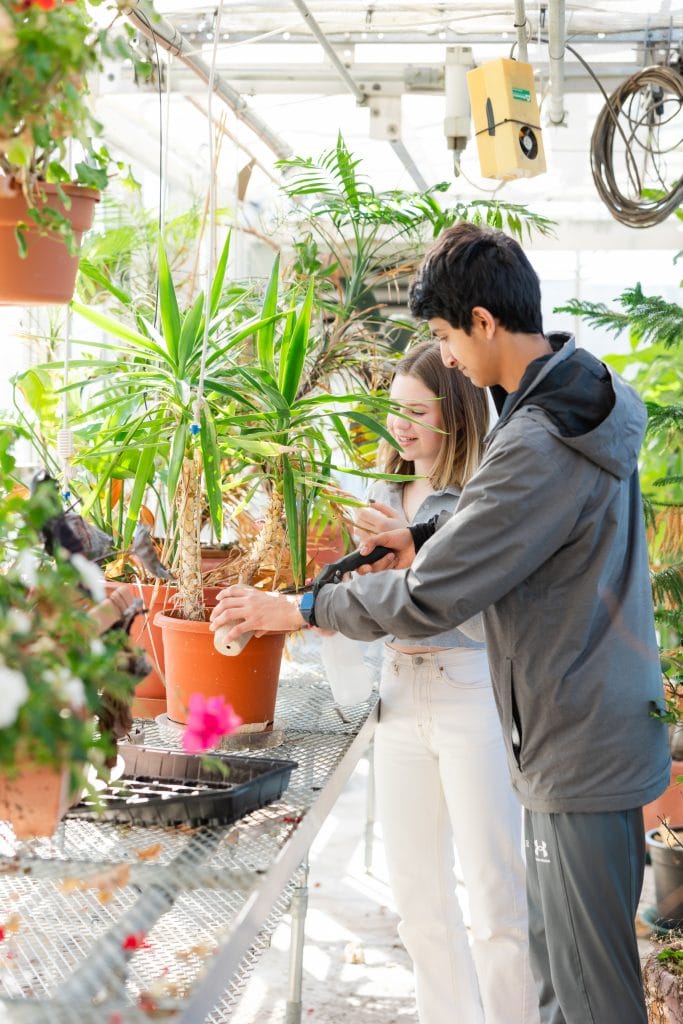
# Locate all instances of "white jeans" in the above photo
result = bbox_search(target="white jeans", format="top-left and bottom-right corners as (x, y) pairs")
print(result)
(375, 646), (538, 1024)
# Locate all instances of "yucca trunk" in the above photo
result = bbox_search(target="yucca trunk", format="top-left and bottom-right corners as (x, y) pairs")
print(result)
(177, 455), (205, 620)
(239, 488), (287, 588)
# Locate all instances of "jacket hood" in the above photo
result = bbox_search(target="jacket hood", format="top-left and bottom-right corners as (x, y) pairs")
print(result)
(489, 332), (647, 481)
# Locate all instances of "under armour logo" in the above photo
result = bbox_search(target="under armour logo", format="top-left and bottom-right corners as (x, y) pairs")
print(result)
(534, 840), (550, 863)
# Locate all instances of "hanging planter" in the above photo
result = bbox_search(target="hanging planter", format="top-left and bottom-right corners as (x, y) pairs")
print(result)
(0, 181), (99, 305)
(155, 611), (285, 730)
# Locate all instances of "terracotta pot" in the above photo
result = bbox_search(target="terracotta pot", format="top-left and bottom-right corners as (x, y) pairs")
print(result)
(0, 763), (74, 840)
(155, 611), (285, 728)
(307, 521), (348, 567)
(106, 582), (227, 719)
(0, 182), (99, 305)
(106, 580), (170, 718)
(200, 546), (239, 581)
(643, 760), (683, 833)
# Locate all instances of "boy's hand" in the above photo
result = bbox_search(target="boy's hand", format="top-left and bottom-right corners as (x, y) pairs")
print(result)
(357, 527), (415, 573)
(209, 586), (304, 641)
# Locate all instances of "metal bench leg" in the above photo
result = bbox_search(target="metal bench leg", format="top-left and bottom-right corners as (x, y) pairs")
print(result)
(364, 737), (375, 874)
(285, 856), (310, 1024)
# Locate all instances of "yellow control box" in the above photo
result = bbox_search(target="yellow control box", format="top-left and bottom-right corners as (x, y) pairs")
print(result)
(466, 58), (546, 180)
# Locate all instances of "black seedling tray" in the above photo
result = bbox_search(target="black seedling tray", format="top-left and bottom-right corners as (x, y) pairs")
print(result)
(67, 744), (298, 828)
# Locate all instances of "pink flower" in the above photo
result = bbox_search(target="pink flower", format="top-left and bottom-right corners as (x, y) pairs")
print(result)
(182, 694), (242, 753)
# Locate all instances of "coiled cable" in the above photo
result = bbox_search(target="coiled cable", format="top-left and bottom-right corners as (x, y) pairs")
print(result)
(588, 63), (683, 228)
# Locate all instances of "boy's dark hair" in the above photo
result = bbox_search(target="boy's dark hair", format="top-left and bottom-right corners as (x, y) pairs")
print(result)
(408, 222), (544, 335)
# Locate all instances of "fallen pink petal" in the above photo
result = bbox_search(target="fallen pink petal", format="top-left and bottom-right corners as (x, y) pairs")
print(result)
(182, 694), (242, 753)
(122, 931), (150, 951)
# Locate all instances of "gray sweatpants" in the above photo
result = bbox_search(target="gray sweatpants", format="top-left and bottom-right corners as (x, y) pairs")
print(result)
(524, 808), (647, 1024)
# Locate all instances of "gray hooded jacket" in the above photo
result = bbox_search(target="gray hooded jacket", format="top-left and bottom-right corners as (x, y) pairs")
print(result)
(315, 335), (671, 813)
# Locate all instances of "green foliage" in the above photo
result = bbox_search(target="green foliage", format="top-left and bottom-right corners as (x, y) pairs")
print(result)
(0, 0), (147, 248)
(228, 271), (395, 586)
(0, 428), (136, 778)
(13, 234), (264, 553)
(657, 947), (683, 967)
(558, 279), (683, 656)
(279, 133), (555, 366)
(557, 285), (683, 351)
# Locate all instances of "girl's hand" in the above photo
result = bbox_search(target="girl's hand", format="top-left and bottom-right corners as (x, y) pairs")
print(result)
(209, 586), (304, 642)
(352, 501), (407, 544)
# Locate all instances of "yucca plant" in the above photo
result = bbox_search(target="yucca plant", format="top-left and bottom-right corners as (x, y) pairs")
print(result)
(14, 234), (275, 620)
(14, 232), (397, 623)
(221, 253), (397, 592)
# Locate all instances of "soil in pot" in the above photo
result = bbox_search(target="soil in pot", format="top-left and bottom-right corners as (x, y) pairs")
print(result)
(155, 611), (285, 729)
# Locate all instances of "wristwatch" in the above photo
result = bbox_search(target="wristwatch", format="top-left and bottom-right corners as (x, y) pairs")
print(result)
(299, 590), (317, 627)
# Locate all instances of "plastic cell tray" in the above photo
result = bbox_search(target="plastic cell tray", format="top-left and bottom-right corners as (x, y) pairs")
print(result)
(67, 744), (298, 828)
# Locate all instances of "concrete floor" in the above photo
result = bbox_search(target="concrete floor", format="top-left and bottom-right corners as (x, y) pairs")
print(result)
(230, 755), (659, 1024)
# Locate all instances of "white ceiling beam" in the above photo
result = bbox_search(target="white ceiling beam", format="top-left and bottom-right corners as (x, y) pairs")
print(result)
(290, 0), (366, 104)
(288, 0), (428, 189)
(125, 0), (294, 161)
(98, 61), (667, 98)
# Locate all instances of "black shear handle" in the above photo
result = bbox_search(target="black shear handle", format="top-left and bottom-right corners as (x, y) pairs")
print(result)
(315, 544), (394, 586)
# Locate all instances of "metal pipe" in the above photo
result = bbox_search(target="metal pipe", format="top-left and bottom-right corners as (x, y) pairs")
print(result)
(289, 0), (429, 189)
(290, 0), (366, 104)
(126, 0), (294, 160)
(513, 0), (528, 62)
(390, 139), (428, 190)
(548, 0), (566, 125)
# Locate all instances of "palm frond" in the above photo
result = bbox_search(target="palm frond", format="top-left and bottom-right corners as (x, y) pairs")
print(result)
(654, 607), (683, 632)
(646, 401), (683, 435)
(557, 284), (683, 349)
(650, 563), (683, 609)
(554, 299), (633, 336)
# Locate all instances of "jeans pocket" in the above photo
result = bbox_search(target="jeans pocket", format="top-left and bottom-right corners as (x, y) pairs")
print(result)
(437, 650), (491, 689)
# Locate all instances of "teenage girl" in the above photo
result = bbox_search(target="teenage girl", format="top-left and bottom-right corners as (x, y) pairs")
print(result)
(352, 340), (538, 1024)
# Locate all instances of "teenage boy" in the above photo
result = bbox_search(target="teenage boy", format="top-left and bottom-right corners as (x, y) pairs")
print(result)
(210, 222), (671, 1023)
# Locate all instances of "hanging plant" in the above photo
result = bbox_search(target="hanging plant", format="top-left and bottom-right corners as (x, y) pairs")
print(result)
(0, 0), (148, 301)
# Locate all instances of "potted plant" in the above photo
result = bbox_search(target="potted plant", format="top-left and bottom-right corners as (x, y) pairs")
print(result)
(14, 230), (395, 729)
(0, 0), (145, 303)
(0, 427), (139, 839)
(14, 233), (270, 715)
(152, 251), (400, 728)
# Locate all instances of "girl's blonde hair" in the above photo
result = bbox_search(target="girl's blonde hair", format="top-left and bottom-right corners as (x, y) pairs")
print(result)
(379, 340), (489, 490)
